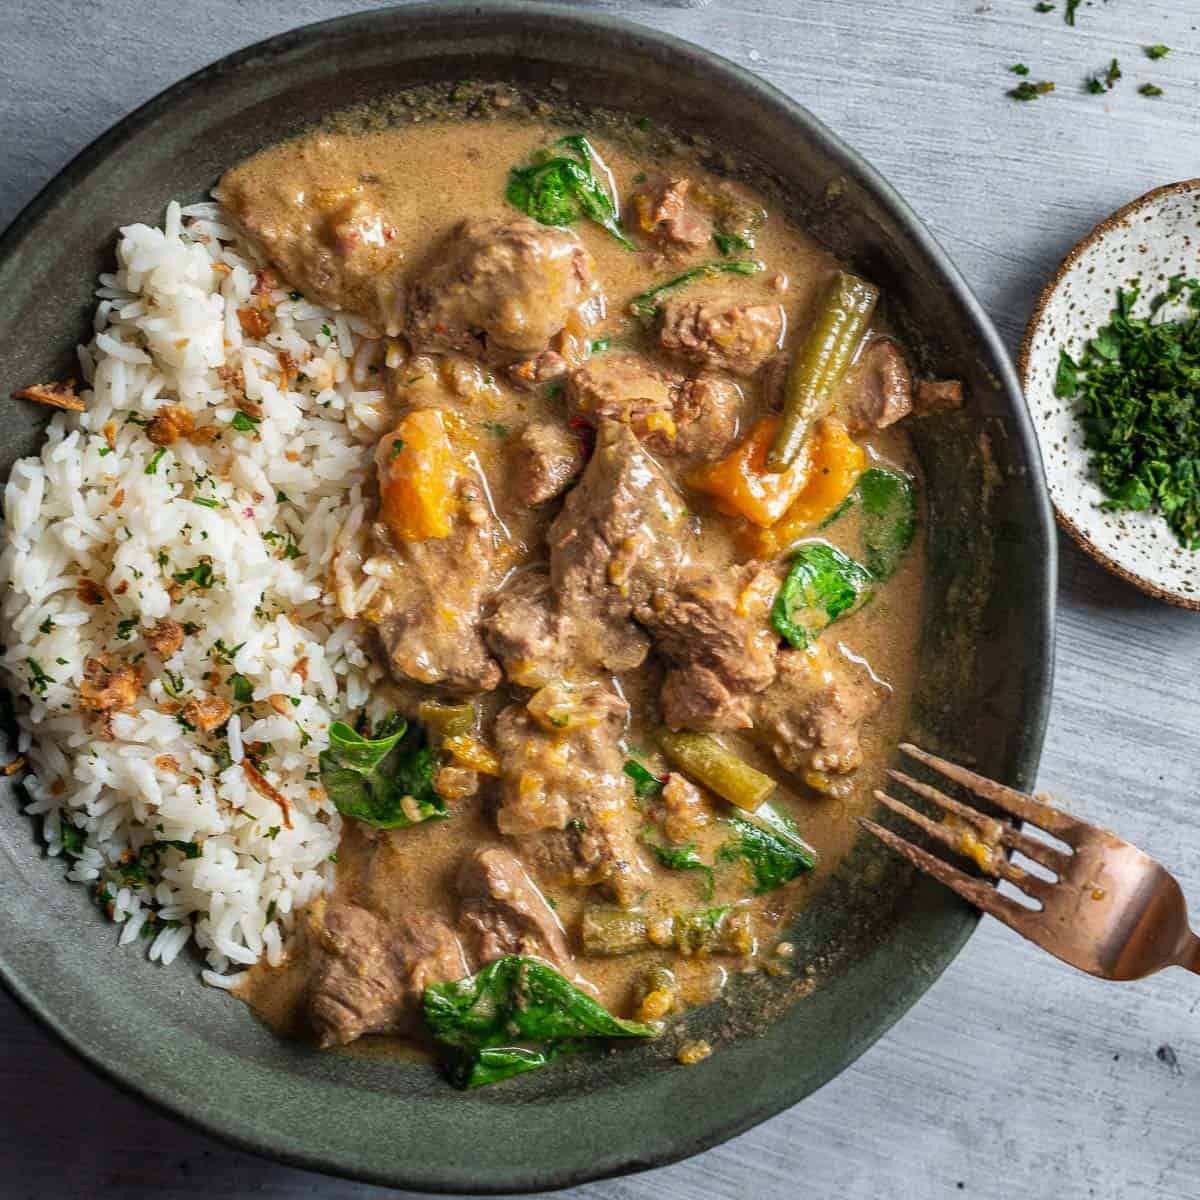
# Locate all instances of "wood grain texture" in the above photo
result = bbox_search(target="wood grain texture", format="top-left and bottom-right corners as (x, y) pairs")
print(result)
(2, 1), (1199, 1197)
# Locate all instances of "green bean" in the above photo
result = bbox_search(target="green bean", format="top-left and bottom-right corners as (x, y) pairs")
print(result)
(656, 730), (775, 812)
(766, 271), (879, 471)
(674, 906), (755, 958)
(418, 699), (477, 745)
(581, 907), (651, 957)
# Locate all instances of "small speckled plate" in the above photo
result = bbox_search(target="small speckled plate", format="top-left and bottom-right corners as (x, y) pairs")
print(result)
(1019, 179), (1200, 610)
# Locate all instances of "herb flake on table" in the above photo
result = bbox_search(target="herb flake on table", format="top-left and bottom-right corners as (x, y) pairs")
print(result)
(1145, 45), (1170, 60)
(1055, 275), (1200, 550)
(1010, 64), (1031, 77)
(1086, 58), (1121, 94)
(1064, 0), (1081, 25)
(1139, 83), (1164, 98)
(1009, 80), (1055, 101)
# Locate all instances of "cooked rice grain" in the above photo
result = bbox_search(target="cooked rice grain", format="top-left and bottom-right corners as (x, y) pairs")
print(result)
(0, 201), (387, 980)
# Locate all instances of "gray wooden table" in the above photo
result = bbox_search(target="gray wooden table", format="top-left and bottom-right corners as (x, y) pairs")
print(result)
(3, 1), (1199, 1196)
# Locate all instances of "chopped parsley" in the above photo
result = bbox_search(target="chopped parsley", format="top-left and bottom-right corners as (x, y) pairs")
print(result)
(230, 410), (260, 433)
(1145, 45), (1170, 60)
(1055, 276), (1200, 549)
(1034, 1), (1054, 9)
(482, 422), (509, 438)
(38, 616), (55, 635)
(320, 323), (332, 338)
(144, 448), (166, 475)
(98, 446), (113, 457)
(228, 674), (254, 703)
(1087, 58), (1121, 93)
(1064, 0), (1080, 24)
(162, 669), (187, 699)
(59, 814), (86, 858)
(1010, 64), (1030, 77)
(589, 337), (611, 354)
(1009, 80), (1055, 101)
(26, 659), (54, 695)
(192, 496), (221, 509)
(212, 638), (244, 664)
(390, 437), (406, 458)
(1140, 83), (1164, 97)
(275, 490), (289, 504)
(172, 561), (215, 589)
(115, 617), (139, 641)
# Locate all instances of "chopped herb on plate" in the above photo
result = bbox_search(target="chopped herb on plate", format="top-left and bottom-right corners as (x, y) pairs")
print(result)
(1055, 275), (1200, 549)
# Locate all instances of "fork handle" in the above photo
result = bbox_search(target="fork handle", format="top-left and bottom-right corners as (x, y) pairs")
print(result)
(1176, 933), (1200, 975)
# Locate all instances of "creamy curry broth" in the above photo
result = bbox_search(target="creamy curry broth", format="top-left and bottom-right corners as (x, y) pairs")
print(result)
(224, 113), (927, 1053)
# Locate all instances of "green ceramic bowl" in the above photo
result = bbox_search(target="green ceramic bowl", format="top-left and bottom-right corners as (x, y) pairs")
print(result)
(0, 4), (1056, 1191)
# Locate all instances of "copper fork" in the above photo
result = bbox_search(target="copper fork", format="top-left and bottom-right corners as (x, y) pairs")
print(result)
(860, 743), (1200, 980)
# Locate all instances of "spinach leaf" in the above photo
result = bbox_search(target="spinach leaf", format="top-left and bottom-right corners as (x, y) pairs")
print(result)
(624, 758), (665, 801)
(713, 231), (753, 256)
(507, 136), (633, 249)
(855, 467), (917, 580)
(643, 834), (714, 899)
(629, 259), (762, 323)
(318, 716), (446, 829)
(422, 956), (657, 1088)
(771, 543), (873, 649)
(717, 811), (817, 894)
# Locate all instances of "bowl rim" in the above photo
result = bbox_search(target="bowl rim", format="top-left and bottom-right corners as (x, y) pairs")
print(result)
(1016, 176), (1200, 612)
(0, 1), (1057, 1190)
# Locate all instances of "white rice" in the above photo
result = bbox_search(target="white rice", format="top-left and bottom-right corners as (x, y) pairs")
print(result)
(0, 199), (395, 981)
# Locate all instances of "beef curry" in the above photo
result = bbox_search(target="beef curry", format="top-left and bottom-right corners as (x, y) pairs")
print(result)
(218, 101), (958, 1086)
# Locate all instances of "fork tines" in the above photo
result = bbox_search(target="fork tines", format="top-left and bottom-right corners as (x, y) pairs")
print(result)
(860, 743), (1076, 925)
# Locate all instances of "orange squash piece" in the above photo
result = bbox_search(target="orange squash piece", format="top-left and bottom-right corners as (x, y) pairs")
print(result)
(686, 415), (814, 527)
(375, 408), (458, 542)
(747, 418), (866, 557)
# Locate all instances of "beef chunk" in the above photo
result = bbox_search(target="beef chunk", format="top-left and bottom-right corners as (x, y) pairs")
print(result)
(368, 471), (502, 695)
(407, 217), (595, 361)
(660, 375), (742, 462)
(546, 420), (688, 671)
(566, 355), (742, 463)
(659, 294), (784, 377)
(566, 353), (678, 427)
(307, 901), (467, 1047)
(916, 377), (964, 415)
(482, 570), (563, 690)
(637, 564), (780, 731)
(457, 846), (571, 969)
(507, 350), (569, 392)
(220, 159), (406, 334)
(631, 177), (712, 259)
(493, 683), (649, 905)
(487, 421), (688, 682)
(510, 421), (584, 507)
(839, 337), (913, 433)
(656, 773), (712, 843)
(752, 644), (888, 799)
